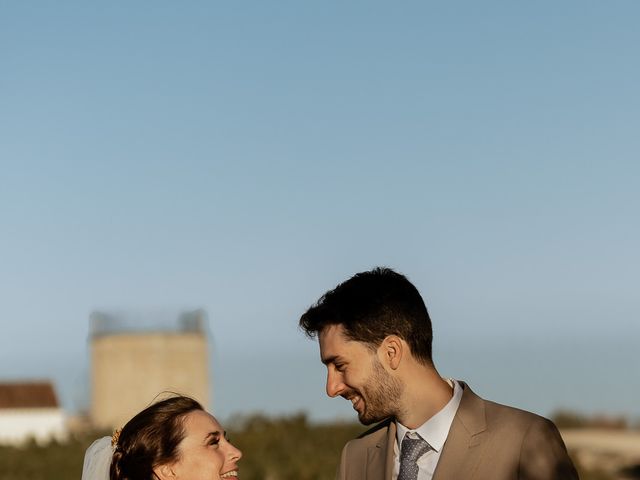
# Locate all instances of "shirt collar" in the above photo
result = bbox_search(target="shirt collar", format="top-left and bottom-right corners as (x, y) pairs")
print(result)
(395, 378), (463, 453)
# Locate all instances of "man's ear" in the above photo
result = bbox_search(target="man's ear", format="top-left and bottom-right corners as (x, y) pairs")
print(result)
(153, 463), (177, 480)
(380, 335), (403, 370)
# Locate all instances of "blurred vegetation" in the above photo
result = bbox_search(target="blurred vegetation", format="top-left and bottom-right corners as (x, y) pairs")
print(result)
(0, 412), (629, 480)
(0, 430), (109, 480)
(227, 412), (365, 480)
(572, 457), (617, 480)
(552, 409), (629, 430)
(0, 414), (364, 480)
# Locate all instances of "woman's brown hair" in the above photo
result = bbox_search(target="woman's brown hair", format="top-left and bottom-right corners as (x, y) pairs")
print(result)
(110, 396), (203, 480)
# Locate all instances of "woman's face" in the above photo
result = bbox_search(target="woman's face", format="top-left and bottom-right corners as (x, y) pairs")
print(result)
(162, 410), (242, 480)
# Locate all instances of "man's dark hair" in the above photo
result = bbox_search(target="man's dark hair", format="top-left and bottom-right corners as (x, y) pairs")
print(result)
(111, 395), (203, 480)
(299, 267), (433, 365)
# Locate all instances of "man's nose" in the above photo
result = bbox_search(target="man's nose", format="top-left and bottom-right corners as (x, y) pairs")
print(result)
(326, 369), (344, 398)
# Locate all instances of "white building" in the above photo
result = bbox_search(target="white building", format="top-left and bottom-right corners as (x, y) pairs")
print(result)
(0, 381), (67, 445)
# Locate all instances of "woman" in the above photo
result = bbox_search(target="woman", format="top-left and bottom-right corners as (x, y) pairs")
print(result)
(81, 396), (242, 480)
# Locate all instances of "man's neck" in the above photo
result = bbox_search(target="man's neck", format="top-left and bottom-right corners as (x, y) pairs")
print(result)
(395, 368), (454, 429)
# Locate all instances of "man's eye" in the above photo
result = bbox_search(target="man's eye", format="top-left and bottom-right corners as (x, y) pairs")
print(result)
(335, 364), (345, 372)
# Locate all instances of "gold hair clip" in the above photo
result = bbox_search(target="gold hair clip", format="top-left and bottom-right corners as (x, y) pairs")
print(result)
(111, 428), (122, 448)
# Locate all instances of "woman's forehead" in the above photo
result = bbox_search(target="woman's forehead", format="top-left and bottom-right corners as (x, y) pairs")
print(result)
(184, 410), (222, 435)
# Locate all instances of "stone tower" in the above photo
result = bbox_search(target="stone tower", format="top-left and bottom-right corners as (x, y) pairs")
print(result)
(90, 310), (210, 429)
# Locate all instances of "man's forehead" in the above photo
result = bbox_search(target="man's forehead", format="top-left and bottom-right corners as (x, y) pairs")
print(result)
(318, 324), (350, 352)
(318, 323), (346, 340)
(319, 325), (343, 356)
(318, 324), (371, 364)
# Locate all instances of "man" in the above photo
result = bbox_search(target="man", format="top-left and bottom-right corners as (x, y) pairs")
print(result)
(299, 267), (578, 480)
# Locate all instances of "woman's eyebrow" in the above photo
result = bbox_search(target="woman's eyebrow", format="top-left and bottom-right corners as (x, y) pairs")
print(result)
(205, 431), (221, 441)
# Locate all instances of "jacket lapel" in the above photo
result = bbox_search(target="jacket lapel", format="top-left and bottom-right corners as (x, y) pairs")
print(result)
(366, 420), (396, 480)
(432, 382), (488, 480)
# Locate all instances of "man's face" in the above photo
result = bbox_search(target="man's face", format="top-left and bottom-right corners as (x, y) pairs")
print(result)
(318, 324), (402, 425)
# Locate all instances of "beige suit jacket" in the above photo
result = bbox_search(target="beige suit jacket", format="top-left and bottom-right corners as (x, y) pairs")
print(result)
(336, 382), (578, 480)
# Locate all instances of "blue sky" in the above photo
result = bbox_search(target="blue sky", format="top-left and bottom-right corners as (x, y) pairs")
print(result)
(1, 2), (638, 422)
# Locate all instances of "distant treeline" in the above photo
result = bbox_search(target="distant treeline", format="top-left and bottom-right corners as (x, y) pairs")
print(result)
(0, 413), (364, 480)
(0, 412), (616, 480)
(551, 409), (633, 430)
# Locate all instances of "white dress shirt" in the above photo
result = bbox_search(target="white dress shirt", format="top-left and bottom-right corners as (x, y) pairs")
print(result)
(392, 378), (463, 480)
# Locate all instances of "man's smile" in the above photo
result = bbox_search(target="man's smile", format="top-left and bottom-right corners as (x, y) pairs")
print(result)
(343, 392), (364, 412)
(350, 395), (363, 411)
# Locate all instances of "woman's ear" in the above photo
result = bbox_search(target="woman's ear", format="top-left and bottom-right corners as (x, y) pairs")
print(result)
(380, 335), (403, 370)
(154, 464), (177, 480)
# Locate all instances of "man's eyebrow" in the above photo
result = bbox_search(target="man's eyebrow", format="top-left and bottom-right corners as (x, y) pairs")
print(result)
(321, 355), (340, 366)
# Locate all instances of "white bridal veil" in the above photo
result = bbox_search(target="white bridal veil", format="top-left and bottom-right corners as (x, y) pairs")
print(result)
(81, 436), (112, 480)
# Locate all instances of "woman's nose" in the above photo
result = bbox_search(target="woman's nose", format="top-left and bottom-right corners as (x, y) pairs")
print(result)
(229, 444), (242, 461)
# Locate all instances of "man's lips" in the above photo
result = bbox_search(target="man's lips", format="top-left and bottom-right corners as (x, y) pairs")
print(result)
(344, 393), (363, 412)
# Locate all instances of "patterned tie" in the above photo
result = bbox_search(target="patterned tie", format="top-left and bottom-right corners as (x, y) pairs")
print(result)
(398, 433), (430, 480)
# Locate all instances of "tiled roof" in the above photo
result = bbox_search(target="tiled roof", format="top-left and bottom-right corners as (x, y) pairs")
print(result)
(0, 381), (59, 409)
